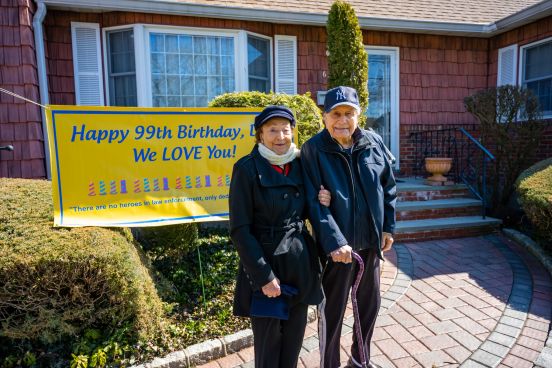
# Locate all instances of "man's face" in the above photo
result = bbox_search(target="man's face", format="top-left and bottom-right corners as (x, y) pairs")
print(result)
(323, 105), (359, 146)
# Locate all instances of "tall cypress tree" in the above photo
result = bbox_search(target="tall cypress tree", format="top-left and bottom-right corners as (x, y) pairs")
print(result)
(326, 0), (368, 125)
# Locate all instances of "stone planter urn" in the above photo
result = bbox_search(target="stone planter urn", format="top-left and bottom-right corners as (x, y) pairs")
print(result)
(425, 157), (452, 185)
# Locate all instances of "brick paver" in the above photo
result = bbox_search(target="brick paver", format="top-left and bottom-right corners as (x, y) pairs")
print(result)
(197, 235), (552, 368)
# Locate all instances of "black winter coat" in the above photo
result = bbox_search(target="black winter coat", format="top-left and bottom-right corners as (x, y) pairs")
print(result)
(229, 145), (322, 317)
(301, 128), (397, 259)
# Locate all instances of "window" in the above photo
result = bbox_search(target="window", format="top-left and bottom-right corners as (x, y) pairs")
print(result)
(106, 29), (137, 106)
(521, 38), (552, 116)
(149, 32), (235, 107)
(97, 25), (294, 106)
(247, 35), (271, 92)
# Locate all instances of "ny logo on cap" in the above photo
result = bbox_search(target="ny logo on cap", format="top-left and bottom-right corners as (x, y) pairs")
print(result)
(336, 90), (346, 100)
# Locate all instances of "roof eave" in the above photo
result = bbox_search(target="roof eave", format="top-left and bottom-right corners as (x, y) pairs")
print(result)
(493, 0), (552, 34)
(40, 0), (552, 37)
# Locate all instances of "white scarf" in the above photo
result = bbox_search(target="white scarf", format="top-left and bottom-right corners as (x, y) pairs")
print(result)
(258, 143), (299, 165)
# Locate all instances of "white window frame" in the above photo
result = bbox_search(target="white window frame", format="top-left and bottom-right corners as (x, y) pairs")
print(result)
(245, 31), (274, 92)
(102, 24), (140, 106)
(142, 25), (243, 107)
(365, 45), (400, 169)
(518, 36), (552, 119)
(100, 24), (289, 107)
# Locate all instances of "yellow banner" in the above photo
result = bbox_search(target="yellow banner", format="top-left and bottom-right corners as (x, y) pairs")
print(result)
(46, 106), (272, 227)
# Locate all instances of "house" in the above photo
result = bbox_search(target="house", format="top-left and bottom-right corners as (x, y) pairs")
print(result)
(1, 0), (551, 180)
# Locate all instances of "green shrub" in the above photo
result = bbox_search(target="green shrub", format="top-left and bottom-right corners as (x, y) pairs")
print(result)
(0, 178), (165, 365)
(516, 158), (552, 249)
(326, 0), (368, 126)
(134, 223), (198, 261)
(465, 85), (544, 215)
(209, 91), (322, 146)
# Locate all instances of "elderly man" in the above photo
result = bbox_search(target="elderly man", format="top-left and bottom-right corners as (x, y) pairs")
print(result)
(301, 86), (397, 368)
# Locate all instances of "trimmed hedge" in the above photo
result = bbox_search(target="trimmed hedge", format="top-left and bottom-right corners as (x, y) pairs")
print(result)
(516, 158), (552, 249)
(0, 178), (165, 357)
(326, 0), (368, 126)
(209, 91), (323, 146)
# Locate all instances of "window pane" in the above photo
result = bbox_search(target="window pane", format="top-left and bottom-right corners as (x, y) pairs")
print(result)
(194, 36), (207, 54)
(523, 40), (552, 115)
(247, 36), (270, 92)
(152, 74), (166, 95)
(107, 29), (137, 106)
(525, 42), (552, 81)
(208, 55), (220, 75)
(151, 53), (165, 74)
(166, 54), (179, 73)
(167, 75), (180, 95)
(181, 76), (194, 95)
(527, 78), (552, 113)
(151, 34), (164, 52)
(180, 54), (193, 75)
(221, 55), (234, 75)
(194, 55), (207, 75)
(166, 35), (178, 53)
(150, 32), (235, 107)
(221, 38), (233, 55)
(179, 35), (193, 53)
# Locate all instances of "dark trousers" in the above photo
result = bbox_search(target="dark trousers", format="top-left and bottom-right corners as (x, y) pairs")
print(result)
(318, 248), (381, 368)
(250, 302), (309, 368)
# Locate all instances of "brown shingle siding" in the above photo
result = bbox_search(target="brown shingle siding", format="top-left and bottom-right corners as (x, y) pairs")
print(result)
(0, 0), (45, 179)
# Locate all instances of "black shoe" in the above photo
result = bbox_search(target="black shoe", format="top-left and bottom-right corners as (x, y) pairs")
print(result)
(343, 358), (383, 368)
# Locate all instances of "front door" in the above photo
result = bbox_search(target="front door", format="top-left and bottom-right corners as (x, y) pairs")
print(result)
(365, 47), (399, 167)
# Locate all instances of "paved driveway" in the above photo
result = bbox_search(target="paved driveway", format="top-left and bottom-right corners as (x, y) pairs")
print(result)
(199, 235), (552, 368)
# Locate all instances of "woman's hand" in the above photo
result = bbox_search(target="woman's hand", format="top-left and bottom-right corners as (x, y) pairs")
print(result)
(261, 278), (281, 298)
(318, 185), (331, 207)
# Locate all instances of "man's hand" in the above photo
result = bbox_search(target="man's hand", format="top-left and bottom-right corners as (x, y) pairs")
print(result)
(330, 245), (352, 263)
(261, 278), (281, 298)
(381, 232), (394, 252)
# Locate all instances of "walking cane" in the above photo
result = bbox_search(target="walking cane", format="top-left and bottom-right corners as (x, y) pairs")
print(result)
(351, 251), (368, 368)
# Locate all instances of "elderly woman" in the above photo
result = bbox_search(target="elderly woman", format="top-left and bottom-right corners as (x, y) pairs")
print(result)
(229, 105), (330, 368)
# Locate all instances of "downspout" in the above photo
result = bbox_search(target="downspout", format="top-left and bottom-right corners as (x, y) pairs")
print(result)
(32, 0), (52, 179)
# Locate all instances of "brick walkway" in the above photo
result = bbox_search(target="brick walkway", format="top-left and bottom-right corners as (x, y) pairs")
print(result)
(198, 235), (552, 368)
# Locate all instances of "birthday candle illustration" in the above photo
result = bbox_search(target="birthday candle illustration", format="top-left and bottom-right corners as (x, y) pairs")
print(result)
(110, 180), (117, 195)
(153, 178), (160, 191)
(176, 177), (182, 189)
(163, 177), (169, 191)
(225, 174), (231, 186)
(217, 176), (223, 187)
(134, 179), (141, 193)
(88, 181), (96, 196)
(185, 176), (192, 188)
(144, 178), (151, 192)
(120, 180), (127, 194)
(205, 175), (211, 187)
(99, 180), (107, 195)
(195, 176), (201, 188)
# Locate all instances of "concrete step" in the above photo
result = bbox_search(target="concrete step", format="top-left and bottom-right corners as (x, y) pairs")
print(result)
(396, 198), (482, 220)
(396, 178), (472, 202)
(394, 216), (501, 242)
(396, 198), (481, 211)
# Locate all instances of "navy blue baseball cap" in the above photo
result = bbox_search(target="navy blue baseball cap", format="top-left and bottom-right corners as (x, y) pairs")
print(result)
(324, 86), (360, 113)
(254, 105), (296, 130)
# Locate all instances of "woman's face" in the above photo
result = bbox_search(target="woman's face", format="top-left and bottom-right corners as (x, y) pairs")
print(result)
(259, 118), (293, 155)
